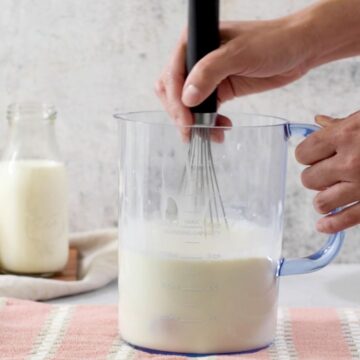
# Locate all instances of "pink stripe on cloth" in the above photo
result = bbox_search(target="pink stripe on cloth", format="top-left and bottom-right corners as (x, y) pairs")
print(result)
(2, 298), (360, 359)
(290, 308), (352, 360)
(0, 298), (52, 360)
(53, 304), (118, 360)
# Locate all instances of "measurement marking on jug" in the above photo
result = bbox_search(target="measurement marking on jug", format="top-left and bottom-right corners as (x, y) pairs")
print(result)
(182, 256), (203, 260)
(161, 281), (218, 292)
(207, 253), (221, 260)
(178, 315), (219, 324)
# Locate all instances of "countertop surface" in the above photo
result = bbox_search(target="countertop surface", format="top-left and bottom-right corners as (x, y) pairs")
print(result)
(47, 264), (360, 307)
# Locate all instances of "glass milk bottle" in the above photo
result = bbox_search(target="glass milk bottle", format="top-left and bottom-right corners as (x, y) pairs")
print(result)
(0, 103), (69, 276)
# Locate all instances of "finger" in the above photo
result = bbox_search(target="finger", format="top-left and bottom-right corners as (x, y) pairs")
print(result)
(301, 155), (340, 190)
(216, 114), (232, 127)
(179, 124), (191, 143)
(315, 111), (360, 128)
(155, 77), (166, 98)
(158, 88), (191, 143)
(217, 77), (238, 104)
(156, 65), (177, 113)
(166, 42), (193, 122)
(217, 73), (305, 103)
(313, 181), (360, 214)
(169, 30), (187, 80)
(158, 71), (192, 143)
(182, 45), (234, 107)
(210, 114), (233, 143)
(207, 65), (309, 106)
(316, 201), (360, 233)
(295, 130), (336, 165)
(155, 78), (170, 111)
(315, 115), (342, 128)
(315, 115), (335, 127)
(164, 37), (194, 140)
(178, 120), (192, 143)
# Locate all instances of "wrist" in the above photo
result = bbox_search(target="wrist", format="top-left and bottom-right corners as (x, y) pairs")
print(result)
(285, 0), (360, 69)
(280, 9), (321, 73)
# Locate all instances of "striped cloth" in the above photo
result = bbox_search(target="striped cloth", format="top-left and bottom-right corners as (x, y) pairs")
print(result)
(1, 298), (360, 360)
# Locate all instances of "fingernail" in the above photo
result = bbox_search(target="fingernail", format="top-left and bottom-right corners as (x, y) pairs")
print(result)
(182, 84), (201, 106)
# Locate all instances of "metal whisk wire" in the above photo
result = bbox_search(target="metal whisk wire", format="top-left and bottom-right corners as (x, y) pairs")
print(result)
(179, 127), (228, 235)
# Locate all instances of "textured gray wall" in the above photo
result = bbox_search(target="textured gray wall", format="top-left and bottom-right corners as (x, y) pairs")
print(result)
(0, 0), (359, 261)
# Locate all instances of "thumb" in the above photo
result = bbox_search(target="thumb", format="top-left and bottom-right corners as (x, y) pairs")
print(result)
(315, 114), (341, 128)
(181, 46), (233, 107)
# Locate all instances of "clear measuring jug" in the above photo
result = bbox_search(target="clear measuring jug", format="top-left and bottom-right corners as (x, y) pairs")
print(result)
(115, 111), (344, 355)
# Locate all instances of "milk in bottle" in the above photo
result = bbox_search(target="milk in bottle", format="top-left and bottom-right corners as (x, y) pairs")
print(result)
(0, 103), (69, 276)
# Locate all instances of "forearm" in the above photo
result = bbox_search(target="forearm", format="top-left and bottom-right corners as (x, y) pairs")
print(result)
(288, 0), (360, 69)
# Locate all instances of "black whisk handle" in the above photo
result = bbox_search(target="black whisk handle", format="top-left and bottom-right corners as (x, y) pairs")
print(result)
(187, 0), (219, 114)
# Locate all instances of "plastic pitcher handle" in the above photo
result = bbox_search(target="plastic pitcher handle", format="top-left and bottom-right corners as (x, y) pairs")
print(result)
(278, 123), (345, 276)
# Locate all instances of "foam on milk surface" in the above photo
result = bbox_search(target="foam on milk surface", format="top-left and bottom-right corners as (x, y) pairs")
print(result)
(119, 223), (279, 354)
(121, 220), (278, 259)
(0, 160), (68, 274)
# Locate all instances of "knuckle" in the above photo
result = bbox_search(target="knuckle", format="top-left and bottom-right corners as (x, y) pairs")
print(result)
(341, 211), (357, 228)
(165, 72), (175, 85)
(295, 144), (306, 164)
(324, 218), (338, 234)
(328, 209), (360, 233)
(336, 122), (356, 142)
(300, 170), (313, 189)
(195, 62), (215, 83)
(300, 168), (322, 190)
(226, 39), (243, 58)
(313, 195), (330, 215)
(337, 127), (349, 142)
(220, 42), (234, 60)
(167, 69), (184, 84)
(343, 154), (360, 174)
(295, 135), (320, 165)
(154, 79), (165, 96)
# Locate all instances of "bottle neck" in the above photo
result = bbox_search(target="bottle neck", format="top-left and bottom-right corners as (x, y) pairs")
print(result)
(2, 103), (61, 162)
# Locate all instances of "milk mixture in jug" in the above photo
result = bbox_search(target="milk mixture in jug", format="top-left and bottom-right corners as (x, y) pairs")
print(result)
(119, 222), (279, 354)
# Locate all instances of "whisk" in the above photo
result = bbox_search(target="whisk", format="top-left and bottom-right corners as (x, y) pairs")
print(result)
(178, 126), (228, 236)
(177, 0), (228, 235)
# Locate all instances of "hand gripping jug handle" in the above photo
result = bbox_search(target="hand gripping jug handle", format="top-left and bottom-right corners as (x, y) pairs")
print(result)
(278, 123), (345, 276)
